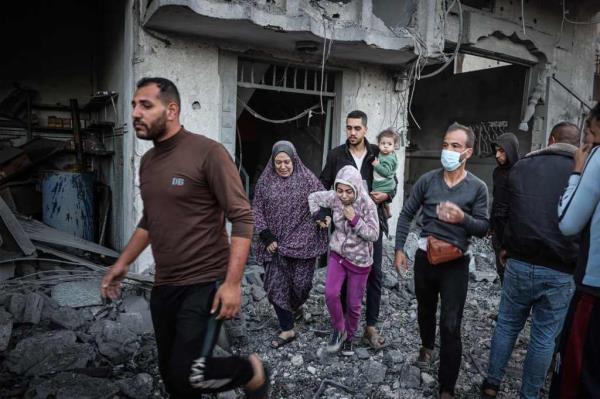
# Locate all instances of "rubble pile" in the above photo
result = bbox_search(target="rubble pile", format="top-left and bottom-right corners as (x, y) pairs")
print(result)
(233, 233), (535, 399)
(0, 268), (161, 399)
(0, 232), (536, 398)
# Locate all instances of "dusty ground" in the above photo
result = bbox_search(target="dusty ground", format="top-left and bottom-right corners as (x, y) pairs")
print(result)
(0, 233), (543, 399)
(229, 234), (540, 399)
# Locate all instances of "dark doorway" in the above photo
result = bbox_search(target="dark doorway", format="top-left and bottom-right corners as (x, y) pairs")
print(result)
(405, 54), (530, 196)
(236, 89), (333, 198)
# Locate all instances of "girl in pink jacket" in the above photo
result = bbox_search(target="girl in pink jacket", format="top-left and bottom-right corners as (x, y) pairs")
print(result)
(308, 165), (379, 355)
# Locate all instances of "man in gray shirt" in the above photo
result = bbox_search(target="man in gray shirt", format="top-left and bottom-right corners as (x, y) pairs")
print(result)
(394, 122), (489, 399)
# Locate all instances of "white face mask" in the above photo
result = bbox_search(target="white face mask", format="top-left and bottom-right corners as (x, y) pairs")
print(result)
(441, 149), (467, 171)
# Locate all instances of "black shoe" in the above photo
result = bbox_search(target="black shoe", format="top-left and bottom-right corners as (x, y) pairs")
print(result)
(326, 330), (347, 353)
(340, 340), (354, 356)
(480, 380), (499, 399)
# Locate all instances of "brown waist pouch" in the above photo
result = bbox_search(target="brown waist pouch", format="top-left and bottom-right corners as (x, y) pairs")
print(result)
(426, 236), (463, 265)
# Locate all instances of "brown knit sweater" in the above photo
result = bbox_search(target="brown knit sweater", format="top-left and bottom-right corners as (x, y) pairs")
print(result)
(138, 128), (254, 285)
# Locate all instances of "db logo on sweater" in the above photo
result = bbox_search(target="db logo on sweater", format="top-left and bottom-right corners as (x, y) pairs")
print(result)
(171, 177), (185, 186)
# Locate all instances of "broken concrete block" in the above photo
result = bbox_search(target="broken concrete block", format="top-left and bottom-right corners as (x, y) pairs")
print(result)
(22, 292), (44, 324)
(121, 295), (153, 333)
(116, 373), (153, 399)
(0, 292), (10, 305)
(6, 330), (92, 376)
(244, 265), (264, 286)
(8, 293), (25, 321)
(51, 279), (103, 308)
(383, 349), (404, 365)
(49, 307), (86, 330)
(363, 360), (388, 384)
(251, 285), (267, 301)
(118, 312), (145, 335)
(399, 363), (421, 389)
(26, 372), (119, 399)
(0, 308), (13, 351)
(0, 262), (15, 281)
(89, 319), (140, 363)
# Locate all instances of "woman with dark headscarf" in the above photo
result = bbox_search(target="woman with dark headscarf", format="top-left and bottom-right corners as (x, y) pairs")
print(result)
(253, 141), (328, 348)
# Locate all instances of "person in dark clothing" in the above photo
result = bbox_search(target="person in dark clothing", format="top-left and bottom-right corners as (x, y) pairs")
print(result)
(490, 132), (520, 283)
(481, 122), (580, 399)
(319, 110), (394, 349)
(101, 78), (268, 399)
(550, 106), (600, 399)
(394, 122), (489, 399)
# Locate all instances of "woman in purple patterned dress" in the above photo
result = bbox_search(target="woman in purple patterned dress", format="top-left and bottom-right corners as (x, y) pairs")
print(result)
(252, 141), (328, 349)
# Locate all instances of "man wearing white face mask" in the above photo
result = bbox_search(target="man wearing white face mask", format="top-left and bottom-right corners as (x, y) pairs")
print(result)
(393, 122), (489, 399)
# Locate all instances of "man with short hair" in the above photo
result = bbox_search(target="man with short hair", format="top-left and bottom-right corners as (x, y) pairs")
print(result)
(394, 122), (489, 399)
(550, 105), (600, 398)
(101, 77), (268, 398)
(490, 132), (520, 283)
(480, 122), (580, 399)
(319, 110), (393, 350)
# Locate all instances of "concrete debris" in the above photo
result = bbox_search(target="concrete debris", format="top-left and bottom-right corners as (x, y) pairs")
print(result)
(291, 354), (303, 366)
(6, 330), (92, 376)
(421, 371), (435, 386)
(0, 308), (13, 351)
(51, 279), (103, 308)
(48, 306), (87, 330)
(8, 293), (25, 322)
(244, 264), (264, 286)
(363, 360), (388, 384)
(121, 295), (153, 333)
(26, 372), (120, 399)
(0, 233), (529, 398)
(399, 363), (421, 389)
(251, 284), (268, 302)
(116, 373), (154, 399)
(89, 319), (140, 362)
(355, 347), (370, 360)
(383, 349), (404, 365)
(118, 311), (147, 335)
(22, 292), (44, 324)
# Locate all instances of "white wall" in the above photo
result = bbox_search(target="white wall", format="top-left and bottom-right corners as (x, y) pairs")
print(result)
(127, 28), (223, 271)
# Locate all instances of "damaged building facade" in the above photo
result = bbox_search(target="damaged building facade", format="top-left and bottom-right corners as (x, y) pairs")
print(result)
(0, 0), (598, 276)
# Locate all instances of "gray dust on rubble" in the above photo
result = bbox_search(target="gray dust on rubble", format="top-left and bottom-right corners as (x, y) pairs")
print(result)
(231, 232), (533, 399)
(0, 232), (536, 398)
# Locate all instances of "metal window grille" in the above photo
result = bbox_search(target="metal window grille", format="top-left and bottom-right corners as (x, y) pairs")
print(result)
(237, 60), (335, 97)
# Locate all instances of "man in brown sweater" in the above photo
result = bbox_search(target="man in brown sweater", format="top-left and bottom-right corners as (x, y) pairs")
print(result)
(101, 77), (268, 398)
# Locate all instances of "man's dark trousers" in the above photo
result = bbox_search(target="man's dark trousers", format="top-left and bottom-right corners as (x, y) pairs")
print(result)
(366, 229), (384, 326)
(414, 249), (470, 395)
(150, 282), (254, 398)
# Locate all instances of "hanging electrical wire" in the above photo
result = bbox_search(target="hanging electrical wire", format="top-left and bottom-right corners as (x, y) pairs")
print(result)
(237, 96), (320, 124)
(418, 0), (463, 79)
(521, 0), (527, 36)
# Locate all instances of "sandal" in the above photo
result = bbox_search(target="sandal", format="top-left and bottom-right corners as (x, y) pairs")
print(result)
(415, 347), (433, 369)
(246, 364), (270, 399)
(270, 333), (297, 349)
(362, 328), (386, 350)
(480, 380), (498, 399)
